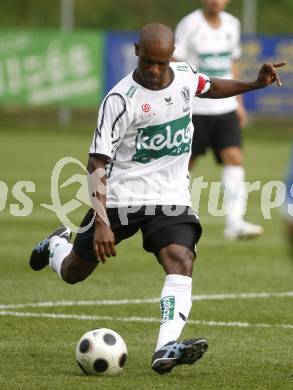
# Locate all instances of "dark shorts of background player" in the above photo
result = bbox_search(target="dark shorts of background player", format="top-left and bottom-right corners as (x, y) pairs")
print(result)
(191, 110), (242, 164)
(73, 206), (202, 263)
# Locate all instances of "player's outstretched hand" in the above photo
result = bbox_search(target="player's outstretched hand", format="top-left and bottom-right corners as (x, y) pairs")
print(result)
(93, 220), (116, 263)
(256, 61), (286, 88)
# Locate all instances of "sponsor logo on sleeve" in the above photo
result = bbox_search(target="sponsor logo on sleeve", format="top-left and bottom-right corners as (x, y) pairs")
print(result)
(126, 85), (138, 98)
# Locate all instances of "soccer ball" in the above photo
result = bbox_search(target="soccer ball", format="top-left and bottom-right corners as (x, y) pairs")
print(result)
(76, 328), (128, 375)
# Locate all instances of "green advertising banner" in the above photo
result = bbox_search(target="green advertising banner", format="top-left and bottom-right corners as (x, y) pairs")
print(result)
(0, 30), (104, 107)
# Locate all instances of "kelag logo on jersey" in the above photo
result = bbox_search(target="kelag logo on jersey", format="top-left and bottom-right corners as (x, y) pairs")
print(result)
(133, 114), (191, 163)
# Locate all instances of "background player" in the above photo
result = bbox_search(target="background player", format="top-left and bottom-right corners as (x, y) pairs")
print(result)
(174, 0), (263, 240)
(29, 23), (285, 374)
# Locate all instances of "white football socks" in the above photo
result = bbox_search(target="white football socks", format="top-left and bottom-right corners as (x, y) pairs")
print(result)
(49, 237), (72, 278)
(155, 274), (192, 351)
(222, 165), (247, 228)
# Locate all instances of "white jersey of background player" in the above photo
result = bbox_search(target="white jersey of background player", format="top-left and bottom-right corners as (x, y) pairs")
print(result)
(174, 0), (263, 240)
(175, 7), (240, 115)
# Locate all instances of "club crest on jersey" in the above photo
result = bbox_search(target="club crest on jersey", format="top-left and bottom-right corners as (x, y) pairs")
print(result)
(180, 86), (190, 105)
(141, 103), (151, 113)
(180, 86), (191, 113)
(133, 114), (192, 163)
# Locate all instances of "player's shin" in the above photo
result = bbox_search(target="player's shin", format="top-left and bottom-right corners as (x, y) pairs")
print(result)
(155, 274), (192, 351)
(49, 237), (73, 278)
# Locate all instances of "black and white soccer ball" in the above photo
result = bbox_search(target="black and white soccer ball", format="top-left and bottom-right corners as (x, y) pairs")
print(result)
(76, 328), (128, 375)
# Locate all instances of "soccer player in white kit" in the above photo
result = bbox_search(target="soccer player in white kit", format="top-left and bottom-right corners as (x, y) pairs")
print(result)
(174, 0), (264, 240)
(29, 23), (285, 374)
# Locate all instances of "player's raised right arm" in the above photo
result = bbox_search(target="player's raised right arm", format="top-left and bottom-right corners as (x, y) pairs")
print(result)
(200, 62), (286, 99)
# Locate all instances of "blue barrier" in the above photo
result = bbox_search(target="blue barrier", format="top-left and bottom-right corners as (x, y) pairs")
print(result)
(241, 36), (293, 115)
(105, 32), (138, 94)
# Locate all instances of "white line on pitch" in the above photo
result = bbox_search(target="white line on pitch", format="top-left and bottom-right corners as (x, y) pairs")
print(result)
(0, 310), (292, 330)
(0, 291), (292, 310)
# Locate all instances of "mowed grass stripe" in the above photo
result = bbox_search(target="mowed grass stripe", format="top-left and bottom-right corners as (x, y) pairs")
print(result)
(1, 290), (292, 310)
(1, 310), (293, 330)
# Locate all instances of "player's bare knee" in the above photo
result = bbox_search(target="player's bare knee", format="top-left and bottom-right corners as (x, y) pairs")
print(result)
(221, 147), (243, 165)
(160, 244), (195, 275)
(60, 263), (80, 284)
(227, 157), (242, 166)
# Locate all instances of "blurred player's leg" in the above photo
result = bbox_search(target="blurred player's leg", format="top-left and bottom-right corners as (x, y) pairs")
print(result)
(221, 147), (263, 239)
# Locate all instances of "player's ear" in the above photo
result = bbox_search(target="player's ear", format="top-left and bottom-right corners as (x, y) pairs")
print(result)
(134, 43), (139, 57)
(169, 47), (175, 62)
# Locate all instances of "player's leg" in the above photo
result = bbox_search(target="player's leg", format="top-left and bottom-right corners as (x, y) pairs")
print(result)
(220, 144), (246, 229)
(29, 210), (99, 284)
(214, 111), (263, 239)
(30, 230), (97, 285)
(189, 114), (211, 171)
(52, 249), (97, 284)
(153, 242), (208, 374)
(154, 236), (208, 374)
(156, 242), (196, 348)
(29, 208), (140, 284)
(142, 214), (208, 374)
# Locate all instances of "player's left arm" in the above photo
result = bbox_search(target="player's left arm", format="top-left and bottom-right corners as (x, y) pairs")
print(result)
(200, 62), (286, 99)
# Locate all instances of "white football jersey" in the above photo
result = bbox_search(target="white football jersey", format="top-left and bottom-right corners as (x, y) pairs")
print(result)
(89, 62), (210, 207)
(175, 9), (241, 115)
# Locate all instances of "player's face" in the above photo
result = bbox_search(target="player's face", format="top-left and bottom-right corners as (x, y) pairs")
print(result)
(135, 43), (173, 90)
(202, 0), (229, 14)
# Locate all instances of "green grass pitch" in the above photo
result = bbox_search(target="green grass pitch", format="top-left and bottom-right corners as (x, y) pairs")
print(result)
(0, 122), (292, 389)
